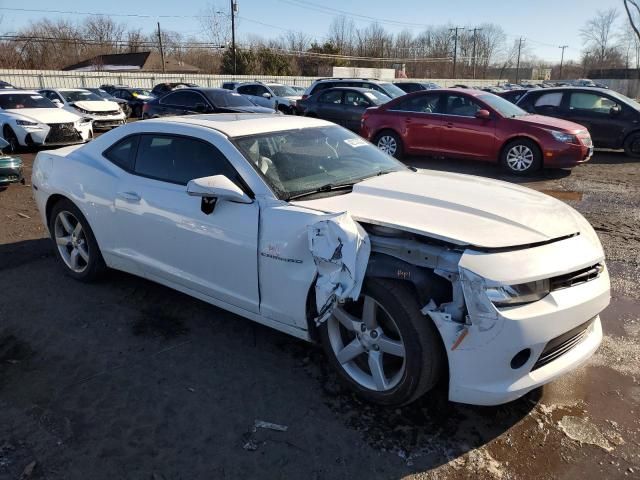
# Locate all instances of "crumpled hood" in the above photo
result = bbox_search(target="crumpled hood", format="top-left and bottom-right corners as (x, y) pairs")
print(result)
(73, 100), (120, 112)
(514, 114), (587, 133)
(294, 170), (583, 249)
(6, 108), (81, 124)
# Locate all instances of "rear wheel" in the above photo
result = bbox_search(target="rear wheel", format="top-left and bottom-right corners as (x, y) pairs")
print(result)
(48, 199), (106, 282)
(623, 132), (640, 158)
(319, 278), (445, 406)
(374, 130), (403, 159)
(500, 139), (542, 175)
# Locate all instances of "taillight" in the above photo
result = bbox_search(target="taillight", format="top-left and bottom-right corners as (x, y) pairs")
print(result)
(142, 103), (150, 112)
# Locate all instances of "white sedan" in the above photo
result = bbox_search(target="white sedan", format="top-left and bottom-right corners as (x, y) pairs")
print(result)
(39, 88), (126, 130)
(32, 115), (610, 406)
(0, 90), (92, 152)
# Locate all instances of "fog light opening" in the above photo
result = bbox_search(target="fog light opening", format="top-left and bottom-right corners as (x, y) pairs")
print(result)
(511, 348), (531, 369)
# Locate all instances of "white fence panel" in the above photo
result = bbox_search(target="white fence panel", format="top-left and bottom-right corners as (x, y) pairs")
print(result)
(0, 69), (506, 90)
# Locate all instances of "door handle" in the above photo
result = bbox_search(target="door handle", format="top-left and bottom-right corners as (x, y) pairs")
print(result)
(446, 122), (454, 128)
(117, 191), (141, 203)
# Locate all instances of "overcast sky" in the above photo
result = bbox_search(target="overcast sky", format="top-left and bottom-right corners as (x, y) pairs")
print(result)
(0, 0), (623, 62)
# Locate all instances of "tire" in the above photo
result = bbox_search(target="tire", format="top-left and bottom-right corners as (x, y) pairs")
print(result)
(623, 132), (640, 158)
(319, 278), (445, 406)
(122, 104), (132, 118)
(133, 105), (142, 119)
(3, 126), (19, 153)
(48, 198), (106, 282)
(500, 138), (542, 175)
(374, 130), (403, 159)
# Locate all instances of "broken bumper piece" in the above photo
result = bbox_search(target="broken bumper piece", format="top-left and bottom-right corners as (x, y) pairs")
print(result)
(308, 212), (370, 325)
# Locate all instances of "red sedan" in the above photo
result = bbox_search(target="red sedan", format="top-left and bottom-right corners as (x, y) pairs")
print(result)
(360, 88), (593, 175)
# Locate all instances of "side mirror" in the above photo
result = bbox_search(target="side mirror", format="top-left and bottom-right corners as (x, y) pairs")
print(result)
(52, 99), (63, 108)
(262, 92), (272, 99)
(610, 104), (622, 116)
(194, 103), (209, 113)
(187, 175), (252, 213)
(475, 109), (491, 119)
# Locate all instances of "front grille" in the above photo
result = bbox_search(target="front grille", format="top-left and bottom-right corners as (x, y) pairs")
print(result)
(45, 123), (81, 144)
(550, 263), (603, 291)
(532, 317), (595, 371)
(92, 110), (120, 116)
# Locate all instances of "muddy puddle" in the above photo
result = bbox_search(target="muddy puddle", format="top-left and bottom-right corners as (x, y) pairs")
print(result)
(540, 189), (584, 201)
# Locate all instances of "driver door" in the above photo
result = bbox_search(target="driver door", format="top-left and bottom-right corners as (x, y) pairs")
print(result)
(564, 91), (625, 148)
(110, 133), (260, 313)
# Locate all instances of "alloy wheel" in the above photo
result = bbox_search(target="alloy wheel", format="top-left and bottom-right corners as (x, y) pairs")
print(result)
(53, 210), (90, 273)
(377, 135), (397, 156)
(327, 295), (406, 392)
(506, 144), (534, 171)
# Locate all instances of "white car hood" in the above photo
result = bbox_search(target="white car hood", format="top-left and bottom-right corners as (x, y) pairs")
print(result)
(73, 100), (120, 112)
(7, 108), (81, 124)
(294, 170), (582, 249)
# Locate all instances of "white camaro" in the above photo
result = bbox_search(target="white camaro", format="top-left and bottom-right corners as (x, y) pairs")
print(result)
(32, 115), (610, 406)
(0, 90), (93, 152)
(38, 88), (126, 130)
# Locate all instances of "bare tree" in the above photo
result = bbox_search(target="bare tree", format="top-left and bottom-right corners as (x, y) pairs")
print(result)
(328, 16), (355, 55)
(580, 8), (620, 74)
(199, 2), (231, 48)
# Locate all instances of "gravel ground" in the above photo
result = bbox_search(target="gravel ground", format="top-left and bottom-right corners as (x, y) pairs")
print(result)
(0, 144), (638, 480)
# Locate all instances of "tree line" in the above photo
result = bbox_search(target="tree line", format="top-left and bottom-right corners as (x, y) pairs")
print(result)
(0, 7), (638, 79)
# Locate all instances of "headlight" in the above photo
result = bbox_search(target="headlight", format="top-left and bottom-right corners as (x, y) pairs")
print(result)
(485, 279), (550, 307)
(550, 130), (578, 144)
(74, 105), (89, 114)
(76, 117), (92, 125)
(16, 119), (39, 126)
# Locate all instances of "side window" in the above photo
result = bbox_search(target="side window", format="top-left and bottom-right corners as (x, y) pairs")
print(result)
(254, 85), (269, 96)
(237, 85), (256, 95)
(344, 91), (369, 106)
(133, 134), (237, 185)
(402, 84), (419, 93)
(394, 93), (441, 113)
(444, 94), (481, 117)
(534, 92), (563, 108)
(569, 93), (617, 114)
(160, 91), (206, 107)
(103, 135), (138, 171)
(312, 82), (333, 95)
(318, 90), (343, 104)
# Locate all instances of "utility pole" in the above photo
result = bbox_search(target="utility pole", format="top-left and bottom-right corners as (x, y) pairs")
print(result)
(515, 37), (524, 83)
(230, 0), (237, 76)
(471, 27), (483, 79)
(450, 27), (464, 78)
(558, 45), (568, 80)
(157, 22), (165, 73)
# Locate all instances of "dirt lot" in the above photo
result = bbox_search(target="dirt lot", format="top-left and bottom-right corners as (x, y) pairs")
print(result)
(0, 143), (638, 480)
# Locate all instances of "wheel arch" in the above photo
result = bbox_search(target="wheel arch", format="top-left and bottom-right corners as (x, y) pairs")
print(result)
(499, 135), (543, 161)
(622, 128), (640, 147)
(45, 193), (71, 225)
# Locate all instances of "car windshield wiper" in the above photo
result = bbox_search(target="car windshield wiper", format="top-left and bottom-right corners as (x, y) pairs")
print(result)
(286, 182), (356, 201)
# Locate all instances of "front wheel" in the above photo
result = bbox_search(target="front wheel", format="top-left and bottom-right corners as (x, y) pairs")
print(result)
(319, 278), (445, 406)
(3, 126), (19, 153)
(48, 199), (106, 282)
(374, 131), (403, 159)
(500, 139), (542, 175)
(623, 132), (640, 158)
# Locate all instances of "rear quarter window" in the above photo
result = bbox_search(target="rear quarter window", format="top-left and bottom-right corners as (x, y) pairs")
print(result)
(103, 135), (139, 171)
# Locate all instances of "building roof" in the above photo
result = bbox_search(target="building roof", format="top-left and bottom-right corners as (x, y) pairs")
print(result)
(62, 51), (199, 73)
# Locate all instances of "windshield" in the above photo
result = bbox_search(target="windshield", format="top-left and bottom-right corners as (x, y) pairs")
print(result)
(0, 93), (55, 109)
(363, 90), (391, 104)
(608, 90), (640, 111)
(234, 126), (406, 200)
(269, 85), (298, 97)
(478, 94), (528, 117)
(378, 82), (406, 98)
(61, 90), (104, 102)
(208, 91), (255, 107)
(88, 88), (113, 99)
